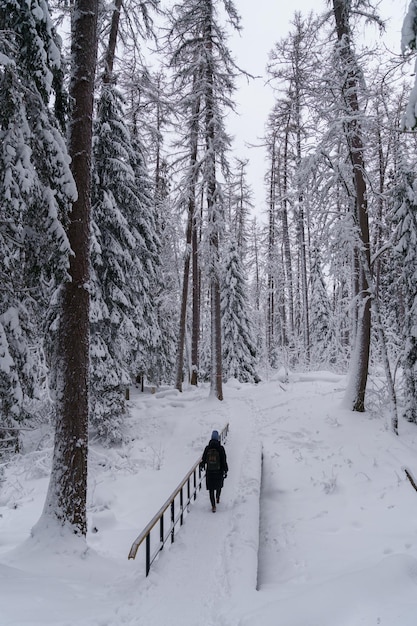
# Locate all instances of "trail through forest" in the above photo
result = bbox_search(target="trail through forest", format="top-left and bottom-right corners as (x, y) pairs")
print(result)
(2, 373), (417, 625)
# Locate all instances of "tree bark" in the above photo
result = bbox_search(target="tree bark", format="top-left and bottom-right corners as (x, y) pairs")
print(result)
(103, 0), (123, 83)
(40, 0), (98, 535)
(333, 0), (371, 412)
(280, 119), (294, 337)
(204, 1), (223, 401)
(176, 87), (201, 391)
(190, 200), (200, 386)
(267, 149), (276, 364)
(293, 29), (310, 361)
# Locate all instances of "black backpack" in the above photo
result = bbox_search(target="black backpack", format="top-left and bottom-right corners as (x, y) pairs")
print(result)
(206, 447), (221, 472)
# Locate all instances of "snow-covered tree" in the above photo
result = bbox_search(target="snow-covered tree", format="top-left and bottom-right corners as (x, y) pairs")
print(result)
(91, 82), (162, 441)
(400, 5), (417, 421)
(91, 85), (138, 441)
(221, 237), (259, 383)
(39, 0), (98, 536)
(266, 13), (322, 362)
(87, 0), (166, 441)
(309, 246), (336, 368)
(402, 0), (417, 130)
(331, 0), (372, 412)
(392, 152), (417, 424)
(168, 0), (241, 400)
(151, 159), (179, 387)
(226, 158), (254, 258)
(0, 0), (73, 428)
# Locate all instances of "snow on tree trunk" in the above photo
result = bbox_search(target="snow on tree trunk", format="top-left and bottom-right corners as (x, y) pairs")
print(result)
(402, 0), (417, 129)
(332, 0), (371, 412)
(176, 88), (201, 391)
(392, 152), (417, 425)
(39, 0), (98, 535)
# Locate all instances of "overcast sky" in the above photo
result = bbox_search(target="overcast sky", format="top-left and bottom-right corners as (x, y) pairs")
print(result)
(227, 0), (409, 220)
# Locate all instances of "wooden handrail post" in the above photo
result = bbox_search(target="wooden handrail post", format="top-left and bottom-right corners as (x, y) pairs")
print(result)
(146, 534), (151, 577)
(170, 501), (175, 543)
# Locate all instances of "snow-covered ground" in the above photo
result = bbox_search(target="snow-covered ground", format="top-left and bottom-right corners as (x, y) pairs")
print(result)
(1, 371), (417, 625)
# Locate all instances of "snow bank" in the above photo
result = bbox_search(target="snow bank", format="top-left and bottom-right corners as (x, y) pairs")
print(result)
(241, 553), (417, 626)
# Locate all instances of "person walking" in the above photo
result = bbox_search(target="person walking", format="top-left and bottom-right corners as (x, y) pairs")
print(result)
(201, 430), (228, 512)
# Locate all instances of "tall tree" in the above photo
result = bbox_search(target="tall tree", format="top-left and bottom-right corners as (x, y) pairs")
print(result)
(175, 72), (201, 391)
(309, 245), (336, 367)
(263, 132), (285, 365)
(221, 236), (259, 383)
(392, 151), (417, 425)
(227, 158), (253, 257)
(168, 0), (241, 400)
(91, 84), (156, 440)
(268, 12), (318, 361)
(267, 13), (320, 361)
(39, 0), (98, 535)
(0, 2), (73, 428)
(402, 0), (417, 130)
(332, 0), (372, 412)
(89, 0), (161, 439)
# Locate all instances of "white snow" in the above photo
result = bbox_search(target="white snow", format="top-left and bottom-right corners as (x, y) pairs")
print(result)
(1, 372), (417, 625)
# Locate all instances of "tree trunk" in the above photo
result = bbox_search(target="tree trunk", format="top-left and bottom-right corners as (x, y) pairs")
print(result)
(103, 0), (122, 83)
(40, 0), (98, 535)
(204, 2), (223, 401)
(333, 0), (371, 412)
(176, 88), (201, 391)
(252, 218), (261, 311)
(293, 42), (310, 362)
(175, 236), (191, 392)
(190, 201), (200, 386)
(267, 141), (276, 363)
(280, 122), (294, 336)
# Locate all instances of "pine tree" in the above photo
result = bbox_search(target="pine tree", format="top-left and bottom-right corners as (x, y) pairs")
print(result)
(309, 246), (336, 368)
(392, 152), (417, 424)
(91, 83), (161, 440)
(152, 160), (178, 387)
(90, 84), (138, 441)
(88, 0), (163, 440)
(129, 132), (162, 386)
(221, 237), (259, 383)
(0, 0), (73, 428)
(402, 0), (417, 130)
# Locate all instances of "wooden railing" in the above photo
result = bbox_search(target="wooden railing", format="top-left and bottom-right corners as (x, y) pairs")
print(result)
(128, 423), (229, 576)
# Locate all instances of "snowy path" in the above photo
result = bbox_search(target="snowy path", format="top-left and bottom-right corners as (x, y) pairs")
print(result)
(2, 374), (417, 625)
(121, 387), (264, 626)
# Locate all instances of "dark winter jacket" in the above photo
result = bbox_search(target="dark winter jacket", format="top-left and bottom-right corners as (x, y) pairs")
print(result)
(202, 439), (228, 491)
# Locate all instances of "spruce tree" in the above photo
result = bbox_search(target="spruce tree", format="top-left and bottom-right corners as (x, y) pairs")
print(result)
(392, 153), (417, 424)
(221, 237), (259, 383)
(309, 246), (336, 368)
(91, 83), (161, 440)
(0, 0), (73, 429)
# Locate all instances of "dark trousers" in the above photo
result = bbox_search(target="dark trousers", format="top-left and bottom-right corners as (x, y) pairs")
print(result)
(206, 471), (224, 508)
(209, 487), (221, 507)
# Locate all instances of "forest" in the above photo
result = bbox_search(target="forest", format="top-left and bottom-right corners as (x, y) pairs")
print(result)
(1, 0), (417, 535)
